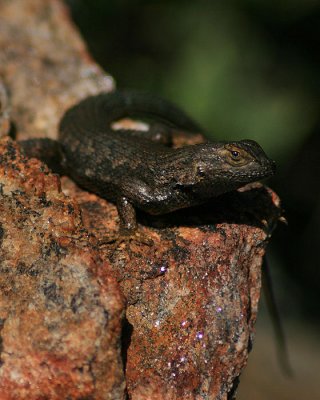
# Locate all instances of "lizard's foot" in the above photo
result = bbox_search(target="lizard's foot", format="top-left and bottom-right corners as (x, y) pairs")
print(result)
(98, 229), (153, 251)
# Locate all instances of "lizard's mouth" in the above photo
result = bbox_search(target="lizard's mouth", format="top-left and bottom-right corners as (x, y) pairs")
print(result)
(236, 159), (276, 183)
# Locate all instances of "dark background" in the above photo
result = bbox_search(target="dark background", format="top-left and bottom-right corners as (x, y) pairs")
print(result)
(66, 1), (320, 398)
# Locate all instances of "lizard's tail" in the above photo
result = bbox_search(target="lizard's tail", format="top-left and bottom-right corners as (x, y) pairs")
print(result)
(262, 255), (294, 377)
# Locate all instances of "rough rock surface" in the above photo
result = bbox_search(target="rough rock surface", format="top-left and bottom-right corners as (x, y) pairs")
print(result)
(0, 0), (114, 140)
(0, 138), (125, 400)
(78, 179), (280, 399)
(0, 137), (281, 400)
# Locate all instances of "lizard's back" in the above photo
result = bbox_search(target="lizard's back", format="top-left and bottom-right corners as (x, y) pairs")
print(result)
(58, 91), (200, 201)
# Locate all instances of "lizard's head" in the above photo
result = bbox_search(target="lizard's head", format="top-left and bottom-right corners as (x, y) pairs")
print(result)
(174, 139), (276, 198)
(213, 139), (276, 180)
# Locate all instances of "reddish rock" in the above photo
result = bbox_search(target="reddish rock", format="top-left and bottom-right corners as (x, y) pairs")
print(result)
(79, 181), (281, 399)
(0, 137), (280, 400)
(0, 138), (126, 400)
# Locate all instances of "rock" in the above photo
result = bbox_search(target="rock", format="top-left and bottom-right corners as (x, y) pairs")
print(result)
(0, 138), (126, 400)
(0, 0), (114, 140)
(79, 178), (281, 399)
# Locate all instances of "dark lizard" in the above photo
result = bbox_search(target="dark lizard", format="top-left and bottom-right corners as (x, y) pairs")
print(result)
(19, 90), (276, 239)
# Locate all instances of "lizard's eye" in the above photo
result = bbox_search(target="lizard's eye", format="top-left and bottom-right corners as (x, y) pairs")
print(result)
(229, 149), (243, 163)
(223, 145), (252, 166)
(231, 150), (240, 160)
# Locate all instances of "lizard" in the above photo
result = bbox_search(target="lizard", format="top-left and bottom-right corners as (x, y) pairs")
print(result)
(19, 90), (276, 241)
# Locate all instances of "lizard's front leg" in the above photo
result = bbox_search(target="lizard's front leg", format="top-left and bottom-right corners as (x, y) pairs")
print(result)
(99, 195), (153, 249)
(117, 196), (137, 235)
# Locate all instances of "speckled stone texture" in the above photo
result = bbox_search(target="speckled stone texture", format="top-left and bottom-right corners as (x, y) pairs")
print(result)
(0, 138), (126, 400)
(0, 0), (114, 140)
(0, 138), (281, 400)
(78, 179), (280, 400)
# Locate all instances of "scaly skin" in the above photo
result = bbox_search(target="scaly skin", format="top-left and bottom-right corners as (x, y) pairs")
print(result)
(20, 90), (276, 233)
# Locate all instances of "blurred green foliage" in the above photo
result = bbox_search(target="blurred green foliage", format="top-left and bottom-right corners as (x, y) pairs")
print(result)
(67, 0), (320, 160)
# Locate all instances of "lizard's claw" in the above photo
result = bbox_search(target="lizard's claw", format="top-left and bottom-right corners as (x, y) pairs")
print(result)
(98, 229), (153, 252)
